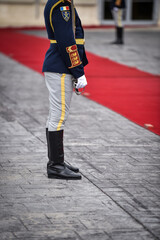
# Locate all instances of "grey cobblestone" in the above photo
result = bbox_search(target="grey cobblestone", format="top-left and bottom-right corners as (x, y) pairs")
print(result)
(0, 28), (160, 240)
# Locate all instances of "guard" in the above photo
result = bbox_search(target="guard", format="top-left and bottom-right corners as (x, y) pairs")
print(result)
(42, 0), (88, 179)
(110, 0), (126, 44)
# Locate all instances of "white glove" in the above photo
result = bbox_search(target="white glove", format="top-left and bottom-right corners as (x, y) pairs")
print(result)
(113, 7), (119, 12)
(76, 75), (87, 89)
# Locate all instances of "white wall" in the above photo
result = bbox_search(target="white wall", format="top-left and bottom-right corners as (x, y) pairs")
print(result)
(75, 0), (99, 26)
(0, 0), (159, 27)
(0, 1), (45, 27)
(0, 0), (99, 27)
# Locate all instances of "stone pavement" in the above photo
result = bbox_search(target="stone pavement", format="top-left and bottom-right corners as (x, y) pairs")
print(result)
(0, 28), (160, 240)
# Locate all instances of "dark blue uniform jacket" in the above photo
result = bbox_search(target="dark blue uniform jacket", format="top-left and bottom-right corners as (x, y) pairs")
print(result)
(110, 0), (126, 9)
(42, 0), (88, 79)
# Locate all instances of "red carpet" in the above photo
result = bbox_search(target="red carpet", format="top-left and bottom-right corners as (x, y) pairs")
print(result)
(0, 29), (160, 135)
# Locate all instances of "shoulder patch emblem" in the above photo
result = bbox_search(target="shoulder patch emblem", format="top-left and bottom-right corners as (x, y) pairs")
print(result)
(60, 6), (70, 22)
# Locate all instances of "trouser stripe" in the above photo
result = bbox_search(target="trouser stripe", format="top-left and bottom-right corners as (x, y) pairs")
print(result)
(57, 74), (66, 131)
(117, 9), (122, 27)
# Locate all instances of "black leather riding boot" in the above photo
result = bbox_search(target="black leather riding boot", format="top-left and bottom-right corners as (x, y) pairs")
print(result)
(117, 27), (124, 44)
(46, 130), (81, 180)
(46, 128), (79, 173)
(111, 27), (124, 45)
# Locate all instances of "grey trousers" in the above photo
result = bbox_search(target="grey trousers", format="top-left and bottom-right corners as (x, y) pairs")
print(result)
(44, 72), (74, 131)
(112, 9), (124, 27)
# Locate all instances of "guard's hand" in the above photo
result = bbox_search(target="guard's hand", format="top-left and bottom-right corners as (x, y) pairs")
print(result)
(113, 7), (119, 11)
(76, 75), (87, 89)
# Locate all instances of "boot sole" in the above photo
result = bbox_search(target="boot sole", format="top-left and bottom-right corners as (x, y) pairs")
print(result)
(67, 169), (79, 173)
(48, 174), (82, 180)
